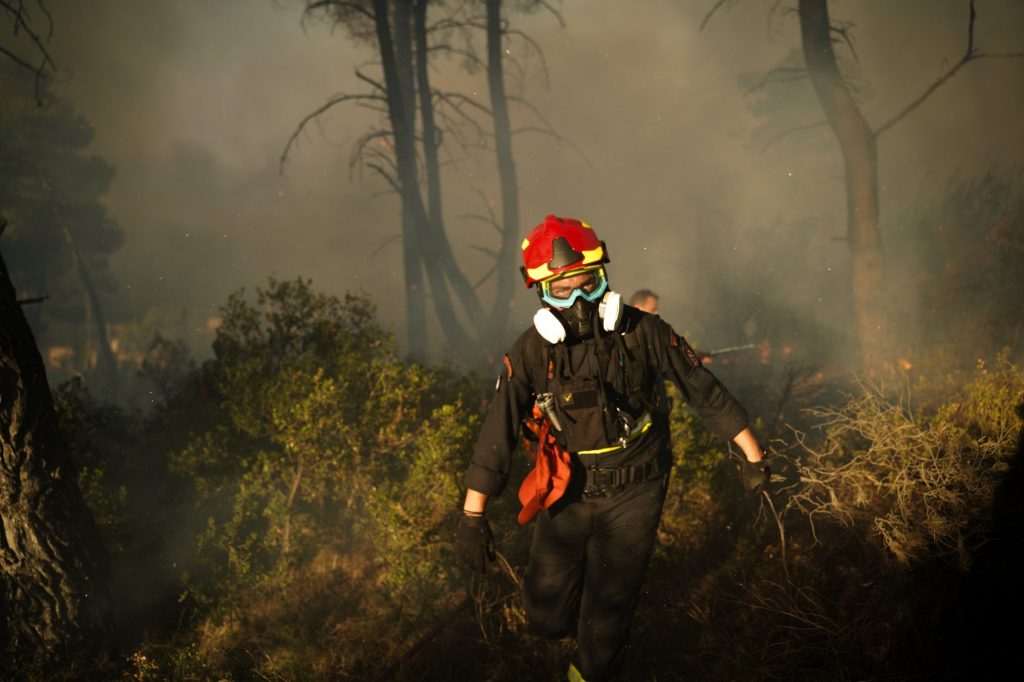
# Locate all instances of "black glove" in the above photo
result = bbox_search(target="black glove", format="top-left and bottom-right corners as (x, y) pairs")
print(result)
(741, 458), (771, 493)
(455, 513), (495, 574)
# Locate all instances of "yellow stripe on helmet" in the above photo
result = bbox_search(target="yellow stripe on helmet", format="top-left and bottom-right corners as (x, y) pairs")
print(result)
(580, 245), (604, 264)
(526, 263), (554, 281)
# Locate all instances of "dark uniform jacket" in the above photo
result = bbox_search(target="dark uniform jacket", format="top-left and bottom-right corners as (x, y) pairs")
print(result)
(465, 306), (749, 498)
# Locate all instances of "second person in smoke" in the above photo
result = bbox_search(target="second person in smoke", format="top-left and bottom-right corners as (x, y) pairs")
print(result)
(628, 288), (659, 315)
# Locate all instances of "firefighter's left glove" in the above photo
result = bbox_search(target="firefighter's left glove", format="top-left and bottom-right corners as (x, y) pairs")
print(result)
(455, 513), (495, 574)
(741, 459), (771, 494)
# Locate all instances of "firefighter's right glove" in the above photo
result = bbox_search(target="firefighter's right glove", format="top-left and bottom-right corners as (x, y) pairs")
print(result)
(741, 459), (771, 494)
(455, 513), (495, 574)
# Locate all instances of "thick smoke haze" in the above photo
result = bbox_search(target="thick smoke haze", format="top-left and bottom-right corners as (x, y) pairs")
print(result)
(34, 0), (1024, 364)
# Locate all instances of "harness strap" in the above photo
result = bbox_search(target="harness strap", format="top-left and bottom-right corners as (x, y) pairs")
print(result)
(576, 411), (653, 455)
(581, 454), (664, 499)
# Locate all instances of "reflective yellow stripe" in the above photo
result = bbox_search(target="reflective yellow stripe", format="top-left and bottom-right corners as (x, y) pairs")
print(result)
(567, 661), (587, 682)
(576, 412), (653, 455)
(579, 245), (604, 264)
(526, 262), (554, 281)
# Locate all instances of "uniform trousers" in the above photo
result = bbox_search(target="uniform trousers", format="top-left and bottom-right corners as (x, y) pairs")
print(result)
(522, 473), (668, 681)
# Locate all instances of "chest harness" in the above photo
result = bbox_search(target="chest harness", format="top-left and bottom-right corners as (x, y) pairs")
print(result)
(519, 311), (668, 514)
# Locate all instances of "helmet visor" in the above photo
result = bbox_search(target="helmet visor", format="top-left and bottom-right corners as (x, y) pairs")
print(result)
(540, 266), (608, 309)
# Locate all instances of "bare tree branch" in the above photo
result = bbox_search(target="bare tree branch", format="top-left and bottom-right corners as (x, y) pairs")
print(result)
(464, 186), (501, 234)
(349, 128), (395, 177)
(367, 161), (401, 194)
(829, 21), (860, 63)
(0, 42), (35, 71)
(432, 90), (492, 153)
(432, 103), (487, 156)
(505, 94), (592, 169)
(452, 16), (553, 87)
(354, 67), (385, 93)
(463, 212), (502, 233)
(427, 42), (487, 71)
(1, 0), (55, 102)
(535, 0), (566, 29)
(699, 0), (731, 32)
(3, 0), (53, 65)
(368, 233), (402, 260)
(280, 92), (385, 173)
(761, 120), (829, 151)
(434, 89), (492, 116)
(503, 26), (551, 86)
(875, 0), (1024, 138)
(470, 243), (497, 258)
(304, 0), (374, 22)
(511, 126), (596, 170)
(33, 0), (53, 39)
(472, 263), (497, 289)
(744, 66), (809, 95)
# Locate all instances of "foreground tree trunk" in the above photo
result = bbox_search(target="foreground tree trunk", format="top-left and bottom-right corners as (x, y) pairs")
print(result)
(799, 0), (890, 370)
(0, 239), (112, 666)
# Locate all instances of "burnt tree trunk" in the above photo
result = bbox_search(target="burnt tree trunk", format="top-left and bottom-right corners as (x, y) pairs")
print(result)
(408, 0), (473, 354)
(0, 239), (112, 667)
(799, 0), (890, 370)
(381, 0), (481, 358)
(374, 0), (428, 358)
(485, 0), (520, 341)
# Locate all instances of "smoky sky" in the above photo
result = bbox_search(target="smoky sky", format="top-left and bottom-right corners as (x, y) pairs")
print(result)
(36, 0), (1024, 360)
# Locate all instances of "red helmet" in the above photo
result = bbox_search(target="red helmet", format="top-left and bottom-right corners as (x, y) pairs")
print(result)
(519, 215), (609, 287)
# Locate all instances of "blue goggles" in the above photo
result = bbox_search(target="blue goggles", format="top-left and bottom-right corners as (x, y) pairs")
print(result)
(540, 267), (609, 308)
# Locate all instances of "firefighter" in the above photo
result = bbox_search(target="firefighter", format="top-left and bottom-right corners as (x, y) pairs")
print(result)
(455, 215), (769, 681)
(628, 288), (659, 315)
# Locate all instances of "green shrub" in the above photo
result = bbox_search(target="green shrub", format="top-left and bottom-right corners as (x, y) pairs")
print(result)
(163, 277), (478, 678)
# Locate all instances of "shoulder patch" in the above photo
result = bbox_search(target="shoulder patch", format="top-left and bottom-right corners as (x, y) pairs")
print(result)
(671, 329), (701, 367)
(681, 338), (702, 368)
(503, 354), (513, 380)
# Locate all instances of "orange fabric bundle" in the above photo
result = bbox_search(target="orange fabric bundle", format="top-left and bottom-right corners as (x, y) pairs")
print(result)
(517, 404), (573, 525)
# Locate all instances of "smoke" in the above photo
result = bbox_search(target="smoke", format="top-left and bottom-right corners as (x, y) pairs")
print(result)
(35, 0), (1024, 369)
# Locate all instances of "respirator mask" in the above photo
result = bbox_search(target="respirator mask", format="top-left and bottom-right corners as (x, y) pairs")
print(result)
(533, 266), (622, 343)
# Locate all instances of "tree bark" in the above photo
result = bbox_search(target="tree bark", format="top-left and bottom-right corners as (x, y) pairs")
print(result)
(0, 243), (112, 667)
(799, 0), (889, 370)
(413, 0), (443, 234)
(409, 0), (474, 354)
(382, 0), (479, 357)
(485, 0), (520, 341)
(374, 0), (429, 358)
(333, 0), (526, 357)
